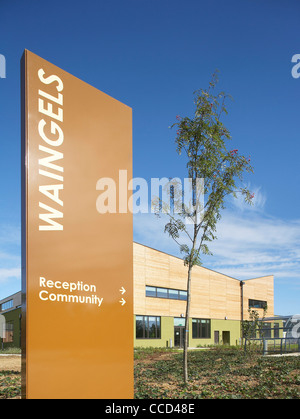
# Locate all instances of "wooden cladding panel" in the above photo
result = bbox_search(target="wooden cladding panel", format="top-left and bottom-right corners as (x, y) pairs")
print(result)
(133, 243), (274, 321)
(243, 276), (274, 319)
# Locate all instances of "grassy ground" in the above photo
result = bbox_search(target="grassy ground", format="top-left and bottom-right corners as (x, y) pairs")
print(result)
(0, 370), (21, 399)
(134, 347), (300, 399)
(0, 347), (299, 399)
(0, 348), (21, 399)
(0, 347), (21, 354)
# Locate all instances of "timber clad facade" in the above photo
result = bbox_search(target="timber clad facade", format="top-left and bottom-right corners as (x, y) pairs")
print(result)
(133, 242), (274, 348)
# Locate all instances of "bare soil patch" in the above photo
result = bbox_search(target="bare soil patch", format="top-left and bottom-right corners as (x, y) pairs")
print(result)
(0, 356), (21, 372)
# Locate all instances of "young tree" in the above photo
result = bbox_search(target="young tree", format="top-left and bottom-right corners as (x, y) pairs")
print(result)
(155, 72), (254, 383)
(242, 305), (268, 353)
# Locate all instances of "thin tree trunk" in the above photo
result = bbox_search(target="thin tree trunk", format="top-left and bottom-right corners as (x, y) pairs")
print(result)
(183, 263), (193, 383)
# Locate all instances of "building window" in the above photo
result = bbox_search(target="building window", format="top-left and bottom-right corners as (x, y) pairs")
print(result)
(249, 299), (267, 310)
(261, 322), (272, 339)
(169, 289), (179, 299)
(145, 286), (156, 297)
(274, 323), (279, 338)
(174, 317), (186, 327)
(157, 288), (168, 299)
(0, 299), (13, 312)
(3, 321), (14, 343)
(179, 291), (187, 300)
(136, 315), (161, 339)
(146, 286), (187, 301)
(192, 319), (211, 339)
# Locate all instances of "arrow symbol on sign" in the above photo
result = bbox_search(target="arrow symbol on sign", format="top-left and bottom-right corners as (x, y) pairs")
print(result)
(119, 298), (126, 306)
(119, 287), (126, 295)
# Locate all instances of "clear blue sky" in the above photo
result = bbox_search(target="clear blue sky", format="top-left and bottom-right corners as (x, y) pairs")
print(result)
(0, 0), (299, 314)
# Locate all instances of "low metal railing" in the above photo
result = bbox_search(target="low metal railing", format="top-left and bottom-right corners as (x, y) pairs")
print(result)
(244, 337), (300, 355)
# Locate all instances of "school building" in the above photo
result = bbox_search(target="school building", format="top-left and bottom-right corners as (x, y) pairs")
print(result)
(0, 242), (274, 349)
(0, 291), (21, 349)
(133, 243), (274, 348)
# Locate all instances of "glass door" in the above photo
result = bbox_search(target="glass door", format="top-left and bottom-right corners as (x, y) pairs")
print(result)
(174, 326), (185, 348)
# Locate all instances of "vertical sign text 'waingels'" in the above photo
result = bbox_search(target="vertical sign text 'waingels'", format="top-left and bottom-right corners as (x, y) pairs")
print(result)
(21, 50), (133, 399)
